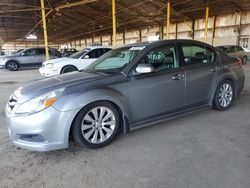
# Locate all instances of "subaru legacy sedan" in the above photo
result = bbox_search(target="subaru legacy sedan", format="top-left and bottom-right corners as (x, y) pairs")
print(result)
(6, 40), (245, 151)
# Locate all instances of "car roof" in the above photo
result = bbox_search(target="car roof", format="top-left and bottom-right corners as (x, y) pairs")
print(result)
(85, 45), (113, 50)
(216, 45), (241, 48)
(118, 39), (216, 50)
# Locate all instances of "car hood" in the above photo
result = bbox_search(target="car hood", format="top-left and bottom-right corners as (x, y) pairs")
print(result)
(43, 57), (73, 65)
(16, 71), (108, 103)
(0, 54), (19, 59)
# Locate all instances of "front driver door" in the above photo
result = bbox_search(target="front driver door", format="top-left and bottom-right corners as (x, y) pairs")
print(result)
(128, 44), (185, 125)
(18, 48), (37, 66)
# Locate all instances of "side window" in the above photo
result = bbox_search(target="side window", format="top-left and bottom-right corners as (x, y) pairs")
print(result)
(227, 47), (236, 53)
(24, 49), (36, 56)
(138, 45), (178, 73)
(236, 46), (244, 52)
(86, 49), (99, 58)
(182, 45), (215, 65)
(35, 48), (45, 55)
(103, 48), (112, 53)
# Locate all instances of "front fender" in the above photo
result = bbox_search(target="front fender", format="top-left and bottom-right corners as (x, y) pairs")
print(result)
(53, 88), (130, 120)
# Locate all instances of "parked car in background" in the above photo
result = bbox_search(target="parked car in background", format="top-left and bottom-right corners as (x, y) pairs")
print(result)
(6, 40), (245, 151)
(39, 46), (112, 76)
(0, 47), (61, 71)
(11, 49), (24, 55)
(60, 48), (78, 57)
(217, 45), (249, 64)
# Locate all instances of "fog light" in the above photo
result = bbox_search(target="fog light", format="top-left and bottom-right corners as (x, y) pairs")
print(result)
(17, 134), (45, 142)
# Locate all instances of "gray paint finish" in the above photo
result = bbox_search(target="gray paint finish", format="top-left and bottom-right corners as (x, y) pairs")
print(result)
(5, 40), (245, 151)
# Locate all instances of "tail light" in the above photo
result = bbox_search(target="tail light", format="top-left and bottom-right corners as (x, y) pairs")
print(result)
(236, 58), (243, 68)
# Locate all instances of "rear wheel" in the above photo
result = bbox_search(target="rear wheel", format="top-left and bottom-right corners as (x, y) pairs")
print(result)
(72, 101), (121, 148)
(6, 61), (19, 71)
(213, 80), (234, 111)
(61, 65), (77, 74)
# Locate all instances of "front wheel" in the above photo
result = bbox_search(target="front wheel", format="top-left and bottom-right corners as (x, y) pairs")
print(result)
(213, 80), (234, 111)
(6, 61), (19, 71)
(61, 65), (77, 74)
(72, 102), (121, 148)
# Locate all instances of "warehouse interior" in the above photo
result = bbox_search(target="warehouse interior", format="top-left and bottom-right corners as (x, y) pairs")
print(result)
(0, 1), (250, 188)
(1, 0), (250, 54)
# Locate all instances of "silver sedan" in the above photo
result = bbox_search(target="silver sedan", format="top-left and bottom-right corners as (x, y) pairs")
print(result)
(6, 40), (245, 151)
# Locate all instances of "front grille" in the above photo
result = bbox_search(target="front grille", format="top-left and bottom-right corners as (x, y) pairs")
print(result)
(7, 95), (17, 113)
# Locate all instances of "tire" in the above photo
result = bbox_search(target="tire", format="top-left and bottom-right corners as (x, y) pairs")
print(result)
(242, 56), (247, 65)
(61, 65), (77, 74)
(72, 101), (121, 149)
(213, 80), (235, 111)
(6, 61), (19, 71)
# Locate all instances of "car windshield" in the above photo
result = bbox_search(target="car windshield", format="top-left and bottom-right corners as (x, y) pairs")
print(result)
(69, 48), (90, 59)
(85, 45), (146, 74)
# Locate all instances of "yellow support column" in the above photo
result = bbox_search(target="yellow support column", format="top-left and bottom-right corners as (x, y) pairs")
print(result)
(204, 6), (209, 43)
(166, 0), (171, 39)
(40, 0), (49, 60)
(112, 0), (116, 47)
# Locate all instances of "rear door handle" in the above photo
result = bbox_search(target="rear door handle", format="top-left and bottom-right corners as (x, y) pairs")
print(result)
(211, 66), (221, 72)
(172, 73), (184, 80)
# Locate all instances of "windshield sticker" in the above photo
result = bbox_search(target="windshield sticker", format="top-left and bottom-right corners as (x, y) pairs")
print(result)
(129, 46), (146, 51)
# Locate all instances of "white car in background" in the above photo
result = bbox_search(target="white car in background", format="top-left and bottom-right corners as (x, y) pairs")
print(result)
(39, 46), (112, 76)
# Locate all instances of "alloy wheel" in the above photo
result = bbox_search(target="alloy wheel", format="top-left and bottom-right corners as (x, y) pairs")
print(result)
(8, 62), (18, 71)
(218, 83), (233, 108)
(81, 106), (116, 144)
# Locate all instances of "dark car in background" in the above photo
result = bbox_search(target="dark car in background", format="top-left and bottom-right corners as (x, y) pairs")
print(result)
(6, 39), (245, 151)
(217, 45), (249, 64)
(60, 48), (78, 57)
(0, 47), (61, 71)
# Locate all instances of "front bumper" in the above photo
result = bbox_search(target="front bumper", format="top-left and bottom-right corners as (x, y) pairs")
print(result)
(6, 106), (79, 152)
(39, 67), (60, 77)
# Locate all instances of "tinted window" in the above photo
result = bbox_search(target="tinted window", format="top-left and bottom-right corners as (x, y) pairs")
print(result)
(24, 49), (36, 56)
(138, 45), (178, 72)
(182, 45), (215, 65)
(227, 47), (236, 53)
(71, 48), (90, 59)
(217, 46), (228, 53)
(103, 48), (112, 54)
(236, 46), (244, 52)
(86, 49), (98, 58)
(36, 48), (45, 55)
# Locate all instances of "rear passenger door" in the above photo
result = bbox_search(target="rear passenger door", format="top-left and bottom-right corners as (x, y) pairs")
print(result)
(34, 48), (46, 66)
(180, 43), (221, 106)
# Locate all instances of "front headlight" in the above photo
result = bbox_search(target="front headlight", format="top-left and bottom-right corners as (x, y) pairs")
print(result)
(45, 63), (54, 69)
(0, 58), (6, 65)
(15, 88), (65, 114)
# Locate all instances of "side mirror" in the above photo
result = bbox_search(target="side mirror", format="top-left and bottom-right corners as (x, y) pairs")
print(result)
(20, 52), (25, 56)
(135, 64), (154, 74)
(84, 55), (90, 59)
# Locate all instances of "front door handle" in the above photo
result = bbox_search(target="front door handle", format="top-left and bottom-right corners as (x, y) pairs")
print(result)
(211, 66), (221, 72)
(172, 73), (184, 80)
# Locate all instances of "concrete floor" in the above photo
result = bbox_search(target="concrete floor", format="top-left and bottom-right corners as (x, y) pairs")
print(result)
(0, 65), (249, 188)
